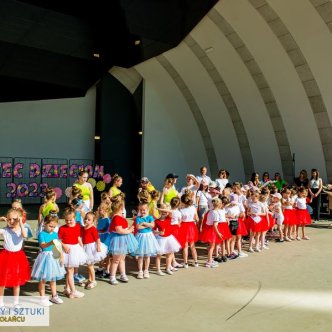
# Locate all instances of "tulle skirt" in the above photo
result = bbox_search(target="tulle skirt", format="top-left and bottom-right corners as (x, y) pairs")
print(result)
(218, 222), (233, 240)
(200, 225), (223, 244)
(248, 216), (264, 233)
(31, 251), (66, 281)
(99, 232), (109, 244)
(260, 215), (270, 232)
(135, 232), (161, 257)
(107, 233), (138, 256)
(237, 218), (248, 236)
(180, 222), (199, 244)
(296, 209), (312, 225)
(24, 223), (33, 238)
(170, 224), (184, 248)
(283, 209), (298, 226)
(0, 250), (31, 287)
(63, 244), (87, 268)
(268, 214), (276, 229)
(83, 242), (108, 264)
(155, 235), (181, 254)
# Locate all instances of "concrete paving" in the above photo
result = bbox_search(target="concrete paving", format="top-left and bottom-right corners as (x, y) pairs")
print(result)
(1, 223), (332, 332)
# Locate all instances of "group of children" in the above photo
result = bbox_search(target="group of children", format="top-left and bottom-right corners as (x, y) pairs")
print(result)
(0, 177), (313, 307)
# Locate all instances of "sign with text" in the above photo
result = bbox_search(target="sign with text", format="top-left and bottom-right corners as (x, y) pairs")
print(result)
(0, 158), (105, 204)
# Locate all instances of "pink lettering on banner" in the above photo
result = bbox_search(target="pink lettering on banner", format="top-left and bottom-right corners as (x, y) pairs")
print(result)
(17, 183), (29, 197)
(93, 165), (104, 178)
(60, 165), (68, 178)
(41, 164), (61, 178)
(1, 163), (12, 178)
(85, 165), (93, 177)
(29, 163), (40, 178)
(69, 164), (78, 178)
(13, 163), (24, 178)
(42, 165), (50, 178)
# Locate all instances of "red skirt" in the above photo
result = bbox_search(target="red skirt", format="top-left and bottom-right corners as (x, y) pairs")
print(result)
(180, 222), (199, 244)
(200, 225), (222, 244)
(267, 215), (275, 230)
(0, 249), (31, 287)
(218, 222), (232, 240)
(283, 209), (297, 226)
(296, 209), (311, 225)
(237, 217), (248, 236)
(170, 224), (185, 248)
(248, 216), (264, 233)
(244, 217), (251, 233)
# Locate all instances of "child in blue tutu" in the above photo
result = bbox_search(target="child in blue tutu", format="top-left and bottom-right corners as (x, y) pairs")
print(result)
(134, 202), (161, 279)
(31, 214), (65, 306)
(96, 202), (111, 277)
(107, 196), (138, 285)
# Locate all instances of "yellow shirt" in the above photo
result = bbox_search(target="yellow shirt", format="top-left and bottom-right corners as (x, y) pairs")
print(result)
(42, 202), (55, 218)
(110, 186), (121, 197)
(74, 183), (91, 201)
(149, 201), (160, 219)
(163, 188), (178, 204)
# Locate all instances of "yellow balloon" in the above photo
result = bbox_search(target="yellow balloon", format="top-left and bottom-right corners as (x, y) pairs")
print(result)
(88, 178), (96, 188)
(96, 181), (106, 192)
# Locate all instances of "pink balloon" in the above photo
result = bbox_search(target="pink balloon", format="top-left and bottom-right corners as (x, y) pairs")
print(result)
(103, 173), (112, 184)
(53, 187), (63, 200)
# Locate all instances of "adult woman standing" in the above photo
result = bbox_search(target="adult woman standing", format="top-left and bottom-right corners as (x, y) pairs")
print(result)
(308, 169), (323, 221)
(294, 170), (309, 189)
(248, 172), (261, 188)
(274, 173), (287, 192)
(74, 170), (94, 211)
(196, 166), (211, 185)
(215, 169), (229, 192)
(160, 178), (179, 204)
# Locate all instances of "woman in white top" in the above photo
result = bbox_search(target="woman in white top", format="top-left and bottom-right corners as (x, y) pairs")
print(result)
(308, 168), (323, 221)
(215, 169), (229, 192)
(196, 166), (211, 185)
(180, 174), (199, 202)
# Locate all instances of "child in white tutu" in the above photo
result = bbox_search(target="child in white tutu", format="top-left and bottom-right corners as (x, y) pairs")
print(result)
(134, 202), (160, 279)
(107, 197), (138, 285)
(31, 214), (65, 306)
(81, 212), (108, 289)
(154, 204), (181, 275)
(58, 207), (87, 298)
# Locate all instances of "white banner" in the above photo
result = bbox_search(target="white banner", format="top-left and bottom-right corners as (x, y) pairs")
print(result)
(0, 296), (49, 326)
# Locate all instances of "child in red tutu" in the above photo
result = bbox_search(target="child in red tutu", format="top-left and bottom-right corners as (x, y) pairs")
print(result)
(282, 188), (297, 241)
(169, 197), (184, 268)
(295, 187), (312, 240)
(180, 193), (199, 268)
(58, 207), (87, 298)
(247, 193), (267, 253)
(200, 198), (223, 267)
(0, 208), (30, 307)
(154, 204), (181, 275)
